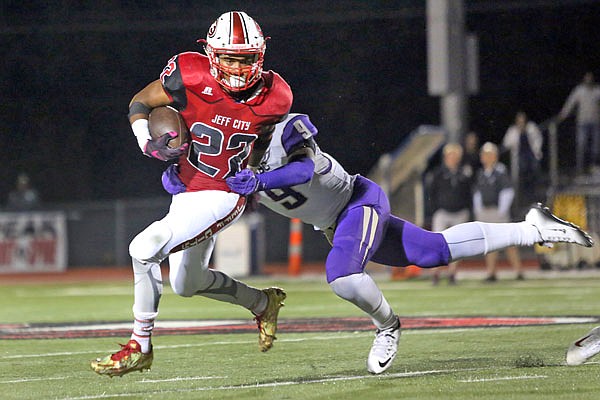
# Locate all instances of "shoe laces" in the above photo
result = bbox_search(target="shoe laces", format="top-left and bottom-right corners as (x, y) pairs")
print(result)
(110, 341), (140, 361)
(372, 326), (399, 353)
(254, 315), (264, 330)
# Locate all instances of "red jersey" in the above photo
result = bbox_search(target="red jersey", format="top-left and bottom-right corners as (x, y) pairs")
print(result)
(160, 52), (293, 191)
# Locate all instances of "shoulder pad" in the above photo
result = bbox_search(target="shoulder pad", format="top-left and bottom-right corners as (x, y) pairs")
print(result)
(249, 71), (293, 118)
(287, 114), (318, 139)
(161, 52), (224, 107)
(176, 52), (211, 87)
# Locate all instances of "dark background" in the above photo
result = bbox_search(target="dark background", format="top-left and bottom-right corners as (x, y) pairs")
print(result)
(2, 0), (600, 204)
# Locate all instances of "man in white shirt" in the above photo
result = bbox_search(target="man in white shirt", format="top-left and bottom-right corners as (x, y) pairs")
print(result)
(559, 72), (600, 174)
(502, 111), (543, 207)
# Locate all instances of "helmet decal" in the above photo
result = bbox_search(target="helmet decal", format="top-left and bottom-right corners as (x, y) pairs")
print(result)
(207, 22), (217, 38)
(229, 11), (246, 44)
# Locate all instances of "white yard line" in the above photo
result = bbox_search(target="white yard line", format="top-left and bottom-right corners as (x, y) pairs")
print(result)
(0, 329), (477, 360)
(1, 350), (104, 359)
(141, 376), (226, 383)
(0, 327), (551, 361)
(0, 376), (69, 384)
(0, 334), (365, 360)
(458, 375), (547, 383)
(58, 367), (482, 400)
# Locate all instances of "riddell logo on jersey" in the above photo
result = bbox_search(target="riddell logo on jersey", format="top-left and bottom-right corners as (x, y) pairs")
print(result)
(202, 86), (213, 95)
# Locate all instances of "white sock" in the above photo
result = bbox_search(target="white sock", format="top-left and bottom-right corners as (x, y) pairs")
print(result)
(442, 221), (540, 261)
(132, 318), (153, 353)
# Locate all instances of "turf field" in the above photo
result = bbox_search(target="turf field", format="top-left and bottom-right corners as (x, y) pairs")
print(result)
(1, 272), (600, 399)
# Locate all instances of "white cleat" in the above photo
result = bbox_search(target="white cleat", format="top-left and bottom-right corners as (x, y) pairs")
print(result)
(367, 316), (401, 374)
(566, 326), (600, 366)
(525, 203), (593, 248)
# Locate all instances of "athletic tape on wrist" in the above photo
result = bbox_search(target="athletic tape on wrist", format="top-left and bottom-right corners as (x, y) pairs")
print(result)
(131, 119), (152, 152)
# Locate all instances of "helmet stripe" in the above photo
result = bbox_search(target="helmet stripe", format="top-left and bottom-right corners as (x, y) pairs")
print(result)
(230, 11), (248, 45)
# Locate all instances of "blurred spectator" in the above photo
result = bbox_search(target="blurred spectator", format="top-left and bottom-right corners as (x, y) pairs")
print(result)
(426, 143), (472, 285)
(473, 142), (523, 282)
(461, 131), (482, 181)
(502, 111), (543, 207)
(6, 173), (40, 211)
(558, 71), (600, 174)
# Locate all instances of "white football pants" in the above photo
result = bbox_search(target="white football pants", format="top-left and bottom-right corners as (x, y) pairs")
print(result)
(130, 190), (264, 322)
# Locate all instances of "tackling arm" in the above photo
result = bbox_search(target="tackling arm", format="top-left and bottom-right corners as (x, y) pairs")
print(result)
(259, 146), (315, 188)
(226, 146), (315, 195)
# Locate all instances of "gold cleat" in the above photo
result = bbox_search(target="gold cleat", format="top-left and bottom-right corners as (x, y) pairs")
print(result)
(91, 340), (153, 377)
(255, 287), (286, 352)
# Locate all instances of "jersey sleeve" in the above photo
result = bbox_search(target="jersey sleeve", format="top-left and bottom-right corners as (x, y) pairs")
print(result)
(159, 54), (187, 110)
(159, 52), (209, 111)
(281, 114), (318, 155)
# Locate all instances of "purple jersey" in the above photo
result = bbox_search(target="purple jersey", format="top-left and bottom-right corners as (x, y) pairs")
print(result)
(256, 114), (450, 282)
(257, 114), (355, 230)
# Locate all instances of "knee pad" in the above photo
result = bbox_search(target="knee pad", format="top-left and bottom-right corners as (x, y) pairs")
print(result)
(129, 220), (173, 262)
(329, 274), (361, 301)
(329, 273), (384, 315)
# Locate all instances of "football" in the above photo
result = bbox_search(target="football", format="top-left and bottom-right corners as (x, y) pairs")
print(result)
(148, 106), (190, 149)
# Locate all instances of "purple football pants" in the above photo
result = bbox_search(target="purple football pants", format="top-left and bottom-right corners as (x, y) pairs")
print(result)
(326, 176), (450, 282)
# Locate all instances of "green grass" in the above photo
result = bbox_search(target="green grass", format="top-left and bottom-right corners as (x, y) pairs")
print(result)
(1, 275), (600, 399)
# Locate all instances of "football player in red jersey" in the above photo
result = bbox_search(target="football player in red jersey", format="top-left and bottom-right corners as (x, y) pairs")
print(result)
(91, 11), (292, 377)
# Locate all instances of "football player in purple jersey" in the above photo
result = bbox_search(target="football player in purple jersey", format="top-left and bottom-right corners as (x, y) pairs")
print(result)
(164, 113), (593, 374)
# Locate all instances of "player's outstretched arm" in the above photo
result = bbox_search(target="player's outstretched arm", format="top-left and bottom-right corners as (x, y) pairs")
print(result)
(227, 147), (315, 195)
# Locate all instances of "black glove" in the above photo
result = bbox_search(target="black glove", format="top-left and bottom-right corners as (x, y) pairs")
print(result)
(144, 131), (189, 161)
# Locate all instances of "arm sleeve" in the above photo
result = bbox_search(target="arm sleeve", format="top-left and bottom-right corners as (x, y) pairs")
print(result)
(255, 113), (317, 189)
(258, 157), (315, 190)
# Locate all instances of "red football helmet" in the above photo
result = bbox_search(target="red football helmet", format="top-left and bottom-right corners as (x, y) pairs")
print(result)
(201, 11), (266, 92)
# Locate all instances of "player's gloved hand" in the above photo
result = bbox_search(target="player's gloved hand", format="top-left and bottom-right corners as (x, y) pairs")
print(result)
(144, 131), (189, 161)
(226, 169), (265, 195)
(162, 164), (187, 195)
